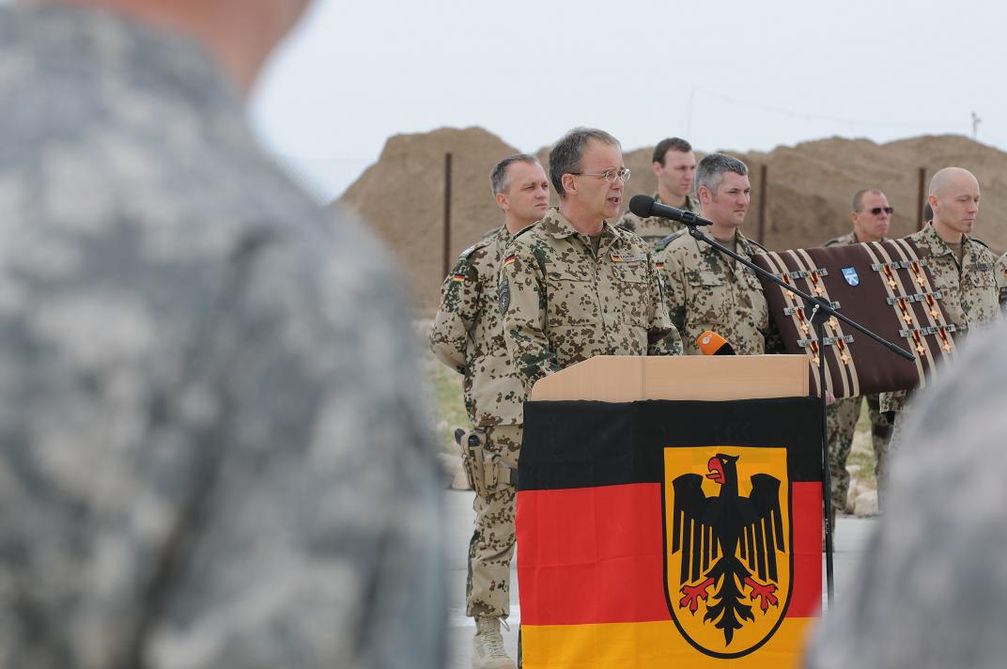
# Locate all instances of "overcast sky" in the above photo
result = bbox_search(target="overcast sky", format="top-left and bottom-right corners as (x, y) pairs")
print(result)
(250, 0), (1007, 203)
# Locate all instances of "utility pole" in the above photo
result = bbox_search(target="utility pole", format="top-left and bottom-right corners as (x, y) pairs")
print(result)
(971, 111), (981, 140)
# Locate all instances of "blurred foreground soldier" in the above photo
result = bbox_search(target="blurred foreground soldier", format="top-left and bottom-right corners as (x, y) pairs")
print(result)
(804, 322), (1007, 669)
(880, 168), (1000, 491)
(619, 137), (699, 248)
(429, 154), (549, 669)
(661, 153), (776, 355)
(0, 1), (445, 668)
(823, 190), (894, 515)
(500, 127), (682, 395)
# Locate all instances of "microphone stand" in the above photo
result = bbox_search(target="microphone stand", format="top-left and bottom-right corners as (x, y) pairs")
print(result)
(682, 224), (914, 606)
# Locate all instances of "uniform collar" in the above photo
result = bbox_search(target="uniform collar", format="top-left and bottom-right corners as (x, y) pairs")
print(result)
(919, 222), (971, 258)
(539, 207), (619, 242)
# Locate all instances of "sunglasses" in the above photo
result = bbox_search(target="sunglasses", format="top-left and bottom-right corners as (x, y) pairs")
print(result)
(864, 206), (894, 216)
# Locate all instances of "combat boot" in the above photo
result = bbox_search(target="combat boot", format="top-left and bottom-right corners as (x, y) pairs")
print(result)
(472, 616), (515, 669)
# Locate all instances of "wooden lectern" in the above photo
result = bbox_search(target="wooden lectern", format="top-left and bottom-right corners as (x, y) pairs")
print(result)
(517, 354), (821, 669)
(531, 353), (809, 401)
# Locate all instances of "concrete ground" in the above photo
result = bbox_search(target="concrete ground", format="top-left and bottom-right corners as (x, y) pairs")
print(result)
(445, 488), (878, 669)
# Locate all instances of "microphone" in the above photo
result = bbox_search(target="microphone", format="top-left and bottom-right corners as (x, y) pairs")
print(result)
(696, 331), (736, 356)
(628, 195), (713, 226)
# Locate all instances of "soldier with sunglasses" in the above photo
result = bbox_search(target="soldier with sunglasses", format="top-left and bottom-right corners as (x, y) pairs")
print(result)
(822, 189), (895, 518)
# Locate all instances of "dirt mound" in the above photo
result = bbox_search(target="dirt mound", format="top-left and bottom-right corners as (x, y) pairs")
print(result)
(336, 127), (519, 311)
(337, 128), (1007, 313)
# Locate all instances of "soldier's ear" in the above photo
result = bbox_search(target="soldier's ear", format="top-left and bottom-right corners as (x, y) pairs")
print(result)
(698, 185), (711, 204)
(651, 161), (663, 179)
(927, 193), (939, 217)
(495, 192), (509, 212)
(561, 173), (577, 197)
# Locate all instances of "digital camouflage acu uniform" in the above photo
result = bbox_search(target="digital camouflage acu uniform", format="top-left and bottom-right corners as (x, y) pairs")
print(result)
(500, 208), (682, 393)
(429, 227), (524, 621)
(805, 322), (1007, 669)
(881, 223), (1001, 488)
(619, 192), (701, 250)
(0, 6), (446, 669)
(659, 230), (775, 355)
(822, 231), (893, 514)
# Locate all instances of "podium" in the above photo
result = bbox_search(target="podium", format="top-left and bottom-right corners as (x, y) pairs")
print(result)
(516, 355), (822, 669)
(529, 354), (808, 401)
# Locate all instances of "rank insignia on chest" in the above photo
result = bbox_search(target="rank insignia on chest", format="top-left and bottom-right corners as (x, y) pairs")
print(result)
(841, 266), (859, 286)
(612, 253), (645, 263)
(498, 280), (510, 314)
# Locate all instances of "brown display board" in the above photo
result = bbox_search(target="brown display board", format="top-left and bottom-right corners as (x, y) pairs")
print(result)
(752, 240), (956, 398)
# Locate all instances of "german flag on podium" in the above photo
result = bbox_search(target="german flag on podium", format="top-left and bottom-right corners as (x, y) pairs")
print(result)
(516, 397), (822, 668)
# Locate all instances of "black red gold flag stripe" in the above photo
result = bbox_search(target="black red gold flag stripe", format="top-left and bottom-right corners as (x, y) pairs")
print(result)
(517, 397), (822, 668)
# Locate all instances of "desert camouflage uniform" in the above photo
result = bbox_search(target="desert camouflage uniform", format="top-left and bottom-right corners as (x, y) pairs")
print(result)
(430, 227), (524, 619)
(805, 321), (1007, 669)
(880, 223), (1001, 489)
(619, 192), (701, 249)
(660, 230), (775, 355)
(822, 232), (893, 513)
(500, 208), (682, 393)
(0, 6), (446, 668)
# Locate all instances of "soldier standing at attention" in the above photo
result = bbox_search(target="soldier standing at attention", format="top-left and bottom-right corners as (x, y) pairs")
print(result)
(881, 167), (1001, 492)
(430, 154), (550, 669)
(500, 127), (682, 396)
(620, 137), (700, 249)
(822, 189), (894, 516)
(660, 153), (776, 355)
(0, 0), (446, 666)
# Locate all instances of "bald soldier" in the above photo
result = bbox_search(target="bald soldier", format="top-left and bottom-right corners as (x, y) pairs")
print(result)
(881, 167), (1001, 488)
(619, 137), (700, 249)
(823, 189), (894, 515)
(430, 154), (550, 669)
(660, 153), (777, 355)
(500, 127), (682, 397)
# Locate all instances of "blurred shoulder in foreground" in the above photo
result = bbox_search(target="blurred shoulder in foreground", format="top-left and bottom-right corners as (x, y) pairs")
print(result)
(804, 319), (1007, 669)
(0, 2), (445, 667)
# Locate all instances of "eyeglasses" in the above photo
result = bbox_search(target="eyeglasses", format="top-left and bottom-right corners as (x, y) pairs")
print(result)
(569, 167), (632, 183)
(862, 206), (894, 216)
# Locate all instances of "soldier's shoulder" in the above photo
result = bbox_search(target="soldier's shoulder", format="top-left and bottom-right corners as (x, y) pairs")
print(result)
(459, 227), (505, 260)
(743, 235), (770, 253)
(968, 235), (995, 253)
(661, 229), (691, 253)
(967, 237), (1000, 268)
